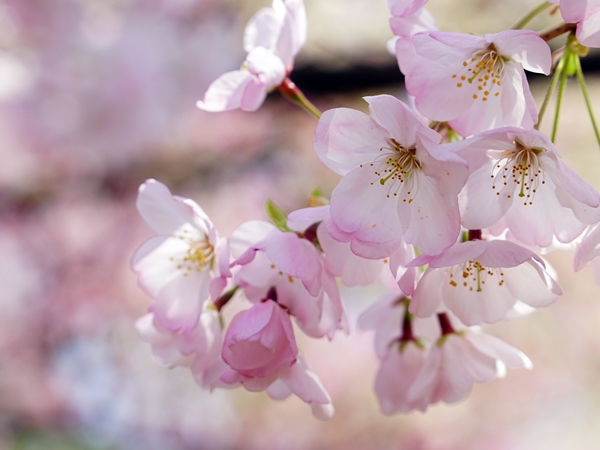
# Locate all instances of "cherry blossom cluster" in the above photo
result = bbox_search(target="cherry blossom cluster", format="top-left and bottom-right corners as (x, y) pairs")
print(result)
(131, 0), (600, 418)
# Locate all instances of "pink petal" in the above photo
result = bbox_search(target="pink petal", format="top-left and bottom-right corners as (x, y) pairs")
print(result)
(229, 220), (278, 259)
(398, 172), (461, 255)
(136, 179), (201, 234)
(409, 268), (444, 318)
(559, 0), (587, 23)
(490, 30), (551, 74)
(245, 46), (286, 87)
(427, 241), (487, 268)
(243, 6), (281, 52)
(287, 206), (329, 231)
(330, 166), (403, 244)
(313, 107), (390, 175)
(503, 261), (561, 308)
(196, 70), (253, 112)
(465, 331), (532, 370)
(365, 94), (440, 146)
(265, 232), (323, 296)
(278, 356), (335, 420)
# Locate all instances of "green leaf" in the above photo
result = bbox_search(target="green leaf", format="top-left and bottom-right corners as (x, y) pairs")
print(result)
(265, 199), (291, 231)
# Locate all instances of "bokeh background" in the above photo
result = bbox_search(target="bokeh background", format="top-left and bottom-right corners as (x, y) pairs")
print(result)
(2, 0), (600, 449)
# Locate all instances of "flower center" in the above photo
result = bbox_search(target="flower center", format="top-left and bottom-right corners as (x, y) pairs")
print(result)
(170, 225), (214, 276)
(447, 260), (505, 292)
(361, 138), (422, 202)
(490, 140), (546, 206)
(452, 46), (506, 102)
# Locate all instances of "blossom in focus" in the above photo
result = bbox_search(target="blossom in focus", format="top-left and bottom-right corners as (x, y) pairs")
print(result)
(131, 179), (230, 333)
(197, 0), (306, 112)
(405, 30), (551, 136)
(314, 95), (468, 256)
(407, 328), (532, 407)
(230, 220), (347, 339)
(409, 240), (562, 325)
(559, 0), (600, 48)
(457, 127), (600, 246)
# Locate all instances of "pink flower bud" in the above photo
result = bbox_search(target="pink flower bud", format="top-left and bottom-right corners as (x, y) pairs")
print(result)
(222, 300), (298, 378)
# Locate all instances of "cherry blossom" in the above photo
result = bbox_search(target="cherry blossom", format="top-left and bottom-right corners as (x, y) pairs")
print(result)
(230, 220), (347, 339)
(197, 0), (306, 112)
(407, 327), (532, 407)
(217, 281), (334, 419)
(359, 293), (435, 414)
(131, 179), (230, 333)
(405, 30), (551, 135)
(457, 127), (600, 247)
(409, 239), (562, 325)
(314, 94), (469, 256)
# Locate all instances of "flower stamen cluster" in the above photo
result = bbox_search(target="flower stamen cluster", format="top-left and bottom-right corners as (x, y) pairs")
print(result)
(447, 260), (504, 292)
(452, 46), (505, 103)
(490, 141), (545, 205)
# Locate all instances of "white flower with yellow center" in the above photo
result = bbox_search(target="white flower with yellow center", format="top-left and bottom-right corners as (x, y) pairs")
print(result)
(458, 127), (600, 247)
(405, 29), (551, 136)
(131, 179), (230, 333)
(409, 239), (562, 325)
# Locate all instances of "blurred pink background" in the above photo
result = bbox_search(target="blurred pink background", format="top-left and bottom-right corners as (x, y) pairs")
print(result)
(2, 0), (600, 449)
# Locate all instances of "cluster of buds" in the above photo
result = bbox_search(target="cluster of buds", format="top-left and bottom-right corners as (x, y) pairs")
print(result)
(132, 0), (600, 418)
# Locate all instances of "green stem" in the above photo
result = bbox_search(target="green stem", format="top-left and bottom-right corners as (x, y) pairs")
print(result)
(536, 55), (564, 130)
(277, 77), (321, 119)
(574, 56), (600, 148)
(512, 1), (551, 30)
(552, 57), (569, 142)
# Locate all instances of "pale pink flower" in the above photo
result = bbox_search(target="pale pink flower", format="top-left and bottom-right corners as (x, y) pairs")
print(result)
(230, 220), (347, 339)
(314, 95), (468, 256)
(457, 127), (600, 247)
(358, 292), (434, 414)
(222, 299), (298, 378)
(560, 0), (600, 48)
(197, 0), (306, 112)
(131, 179), (230, 333)
(409, 240), (562, 325)
(405, 30), (551, 136)
(407, 329), (532, 407)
